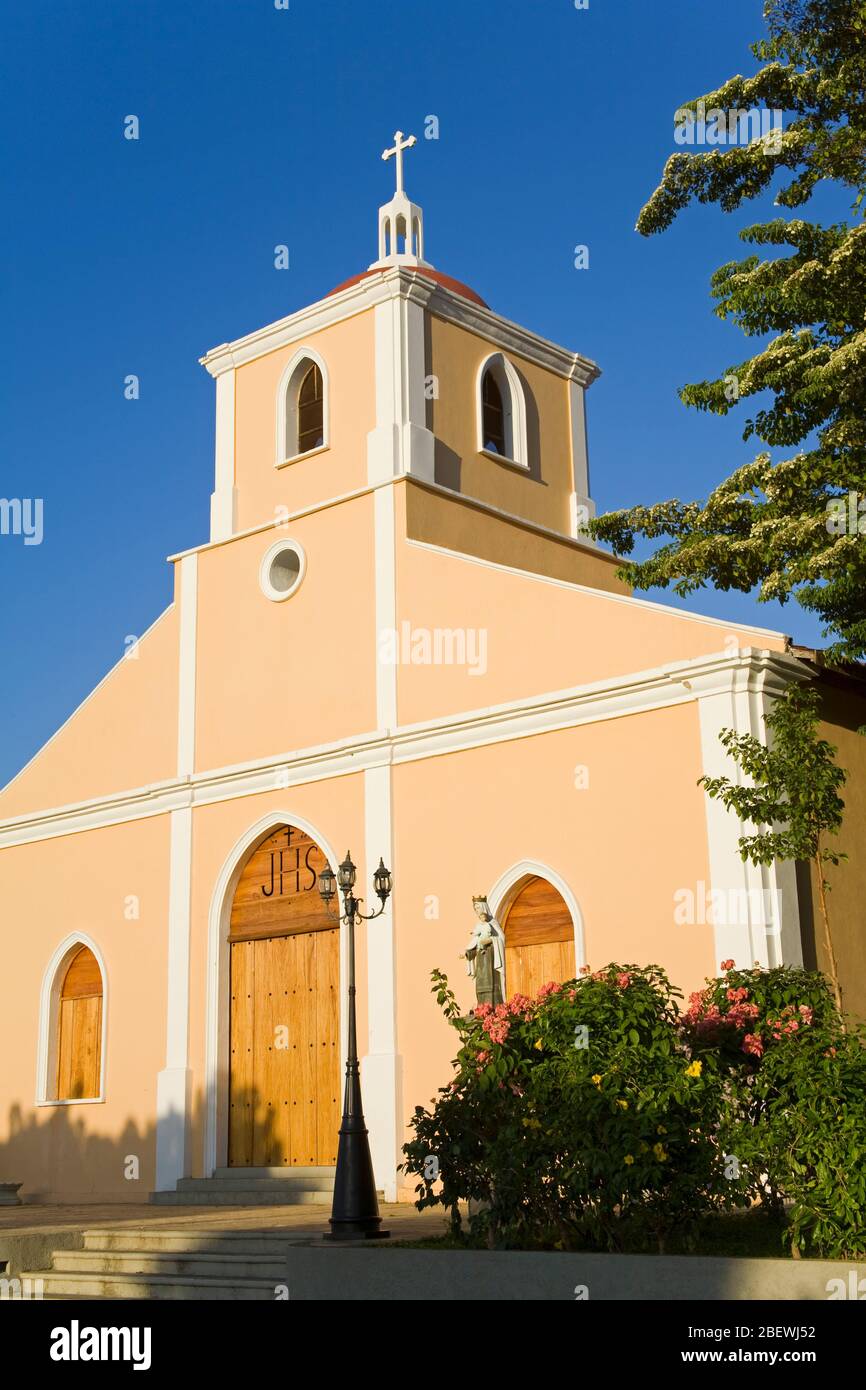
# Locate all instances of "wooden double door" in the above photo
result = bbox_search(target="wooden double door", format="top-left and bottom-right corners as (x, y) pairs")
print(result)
(228, 826), (340, 1167)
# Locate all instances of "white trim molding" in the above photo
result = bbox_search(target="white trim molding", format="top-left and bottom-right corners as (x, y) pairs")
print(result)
(176, 554), (198, 779)
(0, 649), (810, 851)
(200, 266), (600, 389)
(203, 810), (345, 1178)
(476, 352), (528, 469)
(361, 763), (401, 1201)
(259, 537), (307, 603)
(275, 345), (330, 467)
(209, 367), (237, 543)
(36, 933), (108, 1106)
(155, 552), (198, 1190)
(488, 859), (587, 983)
(154, 806), (194, 1190)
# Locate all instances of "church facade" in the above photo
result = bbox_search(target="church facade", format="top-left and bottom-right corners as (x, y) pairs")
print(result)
(2, 138), (864, 1204)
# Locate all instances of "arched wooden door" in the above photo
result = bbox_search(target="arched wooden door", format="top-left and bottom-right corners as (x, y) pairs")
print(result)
(228, 825), (339, 1167)
(56, 945), (103, 1100)
(502, 876), (576, 999)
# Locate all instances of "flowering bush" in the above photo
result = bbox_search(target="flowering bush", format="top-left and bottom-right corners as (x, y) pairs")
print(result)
(684, 962), (866, 1258)
(402, 961), (866, 1257)
(681, 962), (835, 1066)
(402, 964), (732, 1252)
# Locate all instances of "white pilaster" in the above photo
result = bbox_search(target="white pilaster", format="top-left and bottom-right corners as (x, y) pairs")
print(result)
(361, 762), (401, 1201)
(567, 376), (594, 537)
(155, 553), (198, 1190)
(366, 285), (435, 485)
(697, 653), (806, 972)
(209, 367), (237, 542)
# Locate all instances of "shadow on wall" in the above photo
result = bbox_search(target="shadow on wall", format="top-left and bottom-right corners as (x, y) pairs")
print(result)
(0, 1083), (324, 1204)
(0, 1102), (160, 1204)
(0, 1090), (197, 1205)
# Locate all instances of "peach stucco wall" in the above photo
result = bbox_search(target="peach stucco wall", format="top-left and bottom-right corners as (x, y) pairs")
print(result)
(394, 520), (788, 727)
(390, 704), (717, 1183)
(428, 314), (576, 535)
(0, 815), (170, 1201)
(0, 605), (179, 819)
(193, 492), (378, 772)
(233, 310), (376, 534)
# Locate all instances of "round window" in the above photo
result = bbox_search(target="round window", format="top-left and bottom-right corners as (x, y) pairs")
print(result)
(260, 540), (306, 602)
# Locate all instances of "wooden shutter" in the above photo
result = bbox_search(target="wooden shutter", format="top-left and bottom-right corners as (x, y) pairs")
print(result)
(56, 946), (103, 1100)
(503, 877), (575, 999)
(297, 363), (324, 454)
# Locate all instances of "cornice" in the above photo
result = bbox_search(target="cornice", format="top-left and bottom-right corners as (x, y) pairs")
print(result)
(0, 649), (808, 849)
(200, 266), (600, 387)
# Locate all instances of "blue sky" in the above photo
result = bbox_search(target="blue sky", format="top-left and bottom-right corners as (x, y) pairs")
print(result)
(0, 0), (832, 787)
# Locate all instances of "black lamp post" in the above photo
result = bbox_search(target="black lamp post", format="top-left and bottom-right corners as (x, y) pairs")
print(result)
(317, 850), (392, 1240)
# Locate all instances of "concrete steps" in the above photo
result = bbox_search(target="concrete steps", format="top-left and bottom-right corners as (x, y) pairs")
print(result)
(82, 1227), (308, 1255)
(23, 1270), (280, 1300)
(21, 1227), (305, 1301)
(150, 1165), (337, 1207)
(21, 1168), (391, 1299)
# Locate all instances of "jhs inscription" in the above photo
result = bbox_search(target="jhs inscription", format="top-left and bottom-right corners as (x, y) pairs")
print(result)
(261, 828), (318, 898)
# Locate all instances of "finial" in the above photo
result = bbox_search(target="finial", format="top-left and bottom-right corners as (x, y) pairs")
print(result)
(370, 128), (430, 270)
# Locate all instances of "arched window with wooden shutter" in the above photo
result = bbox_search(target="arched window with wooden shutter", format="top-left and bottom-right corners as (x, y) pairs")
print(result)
(277, 349), (330, 463)
(296, 362), (324, 455)
(56, 946), (103, 1100)
(502, 876), (576, 999)
(476, 352), (528, 466)
(481, 369), (506, 455)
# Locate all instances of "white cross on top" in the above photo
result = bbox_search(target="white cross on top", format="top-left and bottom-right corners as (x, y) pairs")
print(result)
(382, 129), (417, 195)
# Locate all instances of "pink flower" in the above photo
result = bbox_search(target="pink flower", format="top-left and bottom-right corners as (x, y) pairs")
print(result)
(743, 1033), (764, 1058)
(474, 1003), (493, 1018)
(484, 1019), (511, 1045)
(616, 972), (632, 989)
(537, 981), (562, 1000)
(721, 959), (735, 972)
(799, 1006), (814, 1025)
(579, 965), (592, 976)
(726, 987), (749, 1003)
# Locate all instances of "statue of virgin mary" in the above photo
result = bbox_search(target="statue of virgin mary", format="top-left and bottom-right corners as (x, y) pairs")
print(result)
(461, 895), (505, 1006)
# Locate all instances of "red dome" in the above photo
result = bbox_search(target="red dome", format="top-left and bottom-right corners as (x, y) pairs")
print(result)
(328, 265), (487, 308)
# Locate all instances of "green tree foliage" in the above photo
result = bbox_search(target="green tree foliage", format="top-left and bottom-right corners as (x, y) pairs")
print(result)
(699, 683), (848, 1013)
(590, 0), (866, 660)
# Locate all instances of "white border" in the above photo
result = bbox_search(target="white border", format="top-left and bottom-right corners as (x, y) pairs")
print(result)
(259, 538), (307, 603)
(36, 933), (108, 1106)
(203, 810), (345, 1177)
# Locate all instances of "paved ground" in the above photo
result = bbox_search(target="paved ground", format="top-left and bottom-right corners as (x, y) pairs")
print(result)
(0, 1201), (451, 1243)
